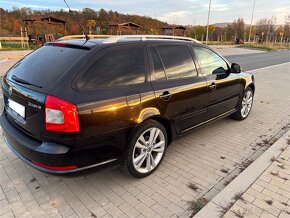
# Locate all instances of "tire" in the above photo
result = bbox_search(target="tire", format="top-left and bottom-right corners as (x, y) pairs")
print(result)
(122, 120), (168, 178)
(231, 87), (254, 121)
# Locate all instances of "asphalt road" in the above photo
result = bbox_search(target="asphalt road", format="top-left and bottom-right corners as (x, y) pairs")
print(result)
(225, 50), (290, 71)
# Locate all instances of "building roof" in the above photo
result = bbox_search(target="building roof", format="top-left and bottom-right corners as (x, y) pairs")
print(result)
(109, 22), (142, 28)
(22, 16), (66, 25)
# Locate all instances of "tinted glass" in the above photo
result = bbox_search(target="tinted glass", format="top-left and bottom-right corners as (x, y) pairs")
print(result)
(193, 47), (228, 76)
(150, 47), (166, 81)
(157, 45), (197, 80)
(7, 46), (87, 91)
(78, 47), (145, 90)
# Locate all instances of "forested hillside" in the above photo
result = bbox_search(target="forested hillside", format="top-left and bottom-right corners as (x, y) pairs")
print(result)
(0, 7), (169, 36)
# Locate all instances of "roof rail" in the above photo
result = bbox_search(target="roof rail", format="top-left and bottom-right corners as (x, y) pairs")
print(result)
(58, 35), (112, 41)
(102, 35), (201, 44)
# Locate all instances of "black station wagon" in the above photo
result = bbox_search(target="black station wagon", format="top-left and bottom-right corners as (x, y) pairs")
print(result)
(0, 35), (255, 177)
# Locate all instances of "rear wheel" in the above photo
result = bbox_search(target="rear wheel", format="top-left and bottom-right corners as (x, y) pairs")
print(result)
(123, 120), (167, 178)
(231, 87), (254, 120)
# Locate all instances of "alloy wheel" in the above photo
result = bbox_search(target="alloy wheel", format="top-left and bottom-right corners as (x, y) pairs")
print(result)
(241, 90), (253, 118)
(132, 127), (165, 174)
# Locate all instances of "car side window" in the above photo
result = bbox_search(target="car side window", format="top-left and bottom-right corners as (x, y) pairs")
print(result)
(156, 45), (197, 80)
(150, 47), (167, 81)
(78, 47), (145, 90)
(193, 46), (229, 76)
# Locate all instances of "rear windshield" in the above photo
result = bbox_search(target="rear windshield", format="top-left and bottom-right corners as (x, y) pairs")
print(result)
(6, 45), (87, 92)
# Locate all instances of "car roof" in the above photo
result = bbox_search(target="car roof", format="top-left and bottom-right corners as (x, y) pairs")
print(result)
(51, 37), (201, 50)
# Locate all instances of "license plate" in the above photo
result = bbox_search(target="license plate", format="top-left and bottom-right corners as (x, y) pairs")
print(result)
(8, 99), (25, 118)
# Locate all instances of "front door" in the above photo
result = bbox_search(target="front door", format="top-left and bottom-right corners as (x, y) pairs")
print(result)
(192, 46), (241, 120)
(148, 44), (208, 134)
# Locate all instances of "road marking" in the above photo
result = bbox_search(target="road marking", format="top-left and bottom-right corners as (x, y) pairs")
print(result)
(247, 62), (290, 72)
(0, 59), (8, 63)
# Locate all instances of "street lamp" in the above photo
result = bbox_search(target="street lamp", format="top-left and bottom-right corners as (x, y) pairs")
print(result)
(248, 0), (256, 43)
(205, 0), (212, 44)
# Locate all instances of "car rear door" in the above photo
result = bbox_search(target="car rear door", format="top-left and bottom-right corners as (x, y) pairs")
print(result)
(73, 44), (157, 138)
(192, 45), (241, 120)
(148, 44), (208, 134)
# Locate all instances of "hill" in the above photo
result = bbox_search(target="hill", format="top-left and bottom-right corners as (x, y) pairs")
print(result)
(0, 7), (169, 36)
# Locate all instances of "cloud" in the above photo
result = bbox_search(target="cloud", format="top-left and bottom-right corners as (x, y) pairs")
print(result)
(0, 0), (66, 10)
(157, 11), (192, 24)
(207, 3), (230, 11)
(0, 0), (289, 25)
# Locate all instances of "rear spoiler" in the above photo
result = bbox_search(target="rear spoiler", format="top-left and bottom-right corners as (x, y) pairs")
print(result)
(45, 42), (91, 50)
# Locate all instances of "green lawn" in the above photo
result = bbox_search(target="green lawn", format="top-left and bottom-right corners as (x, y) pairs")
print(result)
(240, 43), (290, 51)
(207, 41), (235, 45)
(1, 42), (37, 51)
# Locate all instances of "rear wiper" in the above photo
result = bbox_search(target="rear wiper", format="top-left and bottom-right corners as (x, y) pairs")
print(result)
(11, 75), (42, 89)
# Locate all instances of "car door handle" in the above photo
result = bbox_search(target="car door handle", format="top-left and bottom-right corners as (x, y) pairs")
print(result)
(159, 91), (172, 101)
(209, 82), (217, 91)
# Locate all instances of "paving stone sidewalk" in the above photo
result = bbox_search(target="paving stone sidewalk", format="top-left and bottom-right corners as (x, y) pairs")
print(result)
(0, 58), (289, 217)
(223, 141), (290, 218)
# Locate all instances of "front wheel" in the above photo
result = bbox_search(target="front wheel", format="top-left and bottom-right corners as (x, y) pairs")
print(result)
(231, 87), (254, 120)
(123, 120), (167, 178)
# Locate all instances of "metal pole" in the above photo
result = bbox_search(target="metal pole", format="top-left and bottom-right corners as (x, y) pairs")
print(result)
(205, 0), (212, 45)
(248, 0), (256, 43)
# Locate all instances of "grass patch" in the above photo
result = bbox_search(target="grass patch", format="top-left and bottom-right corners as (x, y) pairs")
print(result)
(270, 156), (276, 162)
(188, 182), (199, 191)
(207, 41), (235, 45)
(278, 164), (286, 169)
(233, 192), (245, 202)
(1, 42), (37, 51)
(282, 177), (288, 181)
(238, 159), (253, 172)
(240, 43), (289, 51)
(218, 202), (235, 217)
(220, 168), (229, 174)
(224, 175), (238, 187)
(270, 171), (279, 176)
(233, 210), (244, 218)
(188, 197), (208, 217)
(265, 199), (273, 205)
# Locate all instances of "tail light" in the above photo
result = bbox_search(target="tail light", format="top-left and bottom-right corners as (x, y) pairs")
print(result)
(45, 95), (80, 132)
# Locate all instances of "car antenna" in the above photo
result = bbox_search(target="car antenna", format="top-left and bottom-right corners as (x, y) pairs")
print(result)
(63, 0), (90, 42)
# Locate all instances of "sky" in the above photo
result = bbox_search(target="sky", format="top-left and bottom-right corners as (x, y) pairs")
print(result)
(0, 0), (289, 25)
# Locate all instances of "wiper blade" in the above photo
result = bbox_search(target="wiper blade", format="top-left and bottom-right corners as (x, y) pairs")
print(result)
(11, 75), (42, 89)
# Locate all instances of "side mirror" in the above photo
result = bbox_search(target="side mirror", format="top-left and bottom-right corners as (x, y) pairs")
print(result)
(231, 63), (241, 73)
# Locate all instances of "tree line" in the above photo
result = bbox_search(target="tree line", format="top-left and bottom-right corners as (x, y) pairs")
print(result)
(187, 17), (289, 43)
(0, 7), (168, 36)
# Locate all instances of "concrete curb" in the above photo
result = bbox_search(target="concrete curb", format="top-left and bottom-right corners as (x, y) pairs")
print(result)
(194, 129), (290, 218)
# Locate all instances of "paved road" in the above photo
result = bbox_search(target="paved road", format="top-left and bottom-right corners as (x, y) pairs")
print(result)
(225, 50), (290, 71)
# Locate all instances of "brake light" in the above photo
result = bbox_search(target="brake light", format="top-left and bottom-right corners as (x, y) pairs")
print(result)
(45, 95), (80, 132)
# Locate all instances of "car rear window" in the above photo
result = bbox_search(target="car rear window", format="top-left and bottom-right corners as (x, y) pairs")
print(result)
(6, 45), (87, 92)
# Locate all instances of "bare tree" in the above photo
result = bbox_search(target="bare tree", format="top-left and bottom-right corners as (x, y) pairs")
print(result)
(255, 16), (276, 42)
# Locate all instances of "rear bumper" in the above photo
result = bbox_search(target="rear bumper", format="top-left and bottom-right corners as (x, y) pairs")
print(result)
(0, 112), (118, 173)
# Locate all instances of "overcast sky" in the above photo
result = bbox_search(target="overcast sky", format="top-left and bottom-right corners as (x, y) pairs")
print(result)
(0, 0), (289, 25)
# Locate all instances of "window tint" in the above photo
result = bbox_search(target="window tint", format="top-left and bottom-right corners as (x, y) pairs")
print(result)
(7, 46), (87, 92)
(157, 45), (197, 80)
(78, 47), (145, 90)
(150, 47), (166, 81)
(193, 47), (228, 76)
